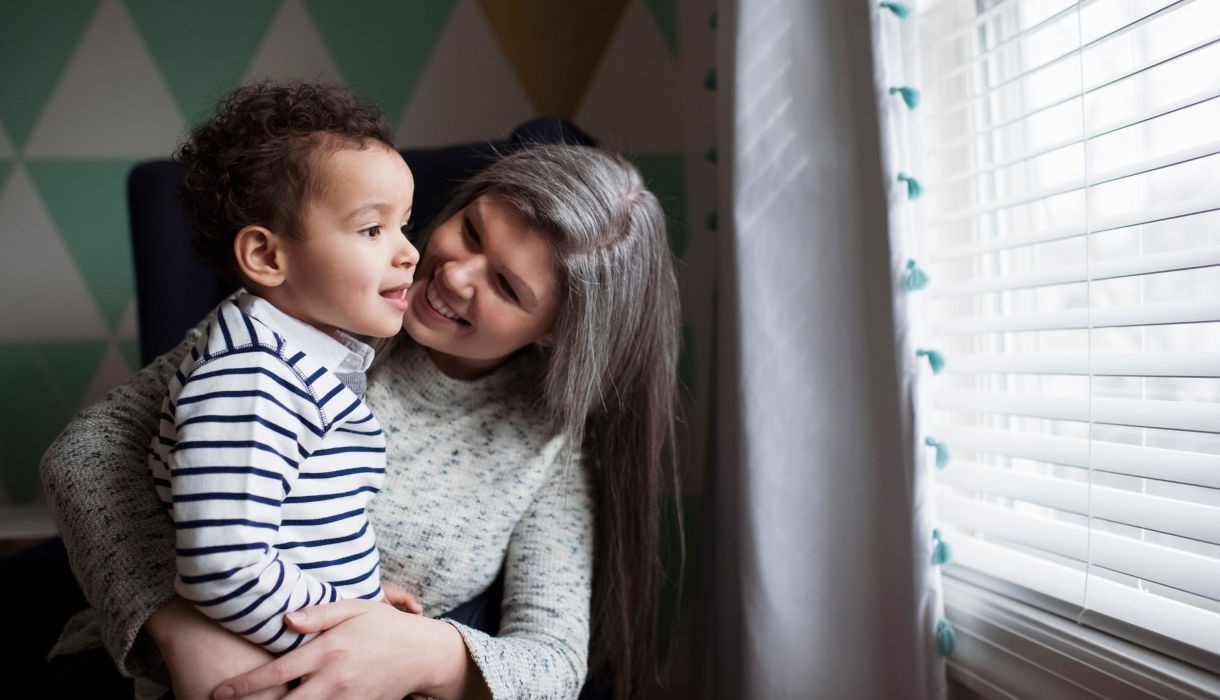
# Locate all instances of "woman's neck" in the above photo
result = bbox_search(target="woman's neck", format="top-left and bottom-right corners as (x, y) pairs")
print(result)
(423, 346), (511, 380)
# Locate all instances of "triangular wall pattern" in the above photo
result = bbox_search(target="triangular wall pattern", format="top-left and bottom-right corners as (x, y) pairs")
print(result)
(577, 0), (682, 154)
(645, 0), (679, 56)
(243, 0), (345, 87)
(631, 153), (688, 259)
(0, 166), (109, 340)
(479, 0), (629, 117)
(395, 0), (536, 147)
(304, 0), (456, 124)
(126, 0), (280, 125)
(27, 160), (138, 330)
(0, 341), (106, 503)
(0, 0), (98, 150)
(24, 0), (185, 157)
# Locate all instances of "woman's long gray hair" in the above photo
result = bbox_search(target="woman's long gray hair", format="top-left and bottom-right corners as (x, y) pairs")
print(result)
(420, 144), (683, 698)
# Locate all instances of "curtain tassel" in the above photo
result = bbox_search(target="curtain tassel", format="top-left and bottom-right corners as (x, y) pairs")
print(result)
(898, 172), (924, 200)
(880, 1), (912, 19)
(889, 85), (921, 109)
(704, 68), (717, 90)
(931, 529), (953, 565)
(935, 619), (957, 656)
(924, 436), (950, 469)
(904, 259), (929, 291)
(916, 348), (945, 374)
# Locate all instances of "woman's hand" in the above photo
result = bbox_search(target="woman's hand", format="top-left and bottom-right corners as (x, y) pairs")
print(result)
(147, 597), (288, 700)
(381, 581), (423, 614)
(211, 599), (490, 700)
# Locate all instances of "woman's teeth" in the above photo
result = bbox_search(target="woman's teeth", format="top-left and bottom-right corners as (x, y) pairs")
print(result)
(426, 284), (462, 321)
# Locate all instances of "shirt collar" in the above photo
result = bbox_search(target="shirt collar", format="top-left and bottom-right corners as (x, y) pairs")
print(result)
(235, 291), (374, 374)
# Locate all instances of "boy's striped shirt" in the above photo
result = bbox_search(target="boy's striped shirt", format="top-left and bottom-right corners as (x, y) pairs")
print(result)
(148, 296), (386, 653)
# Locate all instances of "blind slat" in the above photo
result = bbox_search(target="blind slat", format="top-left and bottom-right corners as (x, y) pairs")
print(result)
(933, 299), (1220, 334)
(939, 462), (1220, 546)
(933, 390), (1220, 433)
(940, 495), (1220, 600)
(933, 245), (1220, 296)
(934, 426), (1220, 489)
(942, 351), (1220, 377)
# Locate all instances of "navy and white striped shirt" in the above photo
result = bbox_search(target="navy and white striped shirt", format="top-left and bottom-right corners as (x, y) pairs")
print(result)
(148, 294), (386, 654)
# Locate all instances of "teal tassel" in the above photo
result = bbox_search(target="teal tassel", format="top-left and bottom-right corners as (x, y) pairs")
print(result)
(931, 529), (953, 565)
(898, 172), (923, 200)
(904, 259), (929, 291)
(705, 145), (718, 164)
(709, 11), (718, 28)
(707, 211), (718, 231)
(881, 1), (912, 18)
(889, 85), (921, 109)
(704, 68), (717, 90)
(925, 436), (950, 469)
(935, 619), (957, 656)
(917, 348), (945, 374)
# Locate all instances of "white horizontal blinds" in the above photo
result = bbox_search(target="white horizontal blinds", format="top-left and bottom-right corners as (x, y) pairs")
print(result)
(916, 0), (1220, 671)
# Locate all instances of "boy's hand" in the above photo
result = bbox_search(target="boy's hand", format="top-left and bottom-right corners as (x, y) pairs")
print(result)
(382, 582), (422, 614)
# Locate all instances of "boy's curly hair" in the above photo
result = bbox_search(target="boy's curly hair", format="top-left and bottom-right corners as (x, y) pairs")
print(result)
(175, 80), (395, 282)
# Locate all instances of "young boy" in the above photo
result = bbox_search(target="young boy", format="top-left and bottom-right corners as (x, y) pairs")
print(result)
(145, 80), (419, 677)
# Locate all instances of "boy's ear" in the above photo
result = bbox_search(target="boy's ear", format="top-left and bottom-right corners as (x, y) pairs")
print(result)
(234, 225), (287, 287)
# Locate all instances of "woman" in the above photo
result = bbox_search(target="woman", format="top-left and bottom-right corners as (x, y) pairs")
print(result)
(40, 143), (682, 699)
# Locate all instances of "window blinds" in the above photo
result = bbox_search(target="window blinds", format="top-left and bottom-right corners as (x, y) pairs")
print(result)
(915, 0), (1220, 671)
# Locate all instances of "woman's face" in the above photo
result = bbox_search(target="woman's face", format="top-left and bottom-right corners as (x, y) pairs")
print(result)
(402, 191), (561, 379)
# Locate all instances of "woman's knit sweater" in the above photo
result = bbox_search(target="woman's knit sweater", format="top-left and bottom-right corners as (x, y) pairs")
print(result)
(40, 330), (594, 699)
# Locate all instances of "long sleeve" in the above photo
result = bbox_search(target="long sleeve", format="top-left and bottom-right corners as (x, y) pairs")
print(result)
(39, 335), (194, 678)
(154, 301), (386, 654)
(163, 348), (345, 653)
(447, 455), (595, 699)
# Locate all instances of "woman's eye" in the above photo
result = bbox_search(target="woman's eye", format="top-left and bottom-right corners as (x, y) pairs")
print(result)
(462, 220), (480, 247)
(498, 275), (519, 303)
(359, 225), (382, 238)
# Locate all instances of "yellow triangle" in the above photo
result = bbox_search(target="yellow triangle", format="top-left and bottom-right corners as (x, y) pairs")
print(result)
(477, 0), (629, 117)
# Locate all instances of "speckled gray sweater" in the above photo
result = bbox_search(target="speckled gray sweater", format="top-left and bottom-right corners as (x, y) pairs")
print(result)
(40, 331), (594, 699)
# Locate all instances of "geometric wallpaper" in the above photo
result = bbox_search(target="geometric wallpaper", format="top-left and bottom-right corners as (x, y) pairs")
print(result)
(0, 0), (717, 538)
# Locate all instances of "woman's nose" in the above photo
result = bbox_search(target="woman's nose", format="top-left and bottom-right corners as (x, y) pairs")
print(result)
(441, 256), (483, 298)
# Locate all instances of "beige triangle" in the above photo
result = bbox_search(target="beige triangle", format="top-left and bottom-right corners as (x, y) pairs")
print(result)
(575, 1), (682, 153)
(478, 0), (628, 117)
(0, 122), (13, 158)
(395, 0), (535, 147)
(244, 0), (345, 86)
(25, 0), (185, 158)
(115, 297), (139, 340)
(80, 342), (135, 407)
(0, 166), (109, 340)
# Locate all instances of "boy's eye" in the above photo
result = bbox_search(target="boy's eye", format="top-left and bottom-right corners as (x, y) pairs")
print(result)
(359, 225), (382, 238)
(498, 275), (519, 303)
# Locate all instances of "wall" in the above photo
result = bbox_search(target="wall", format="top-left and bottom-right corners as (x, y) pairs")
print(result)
(0, 0), (718, 533)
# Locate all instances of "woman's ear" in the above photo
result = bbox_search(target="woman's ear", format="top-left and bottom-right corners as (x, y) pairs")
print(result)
(536, 332), (554, 348)
(234, 225), (286, 288)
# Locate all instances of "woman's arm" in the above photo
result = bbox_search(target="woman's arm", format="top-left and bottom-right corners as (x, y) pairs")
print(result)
(39, 334), (192, 677)
(214, 448), (594, 699)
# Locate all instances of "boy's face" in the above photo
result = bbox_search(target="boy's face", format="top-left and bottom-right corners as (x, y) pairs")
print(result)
(402, 191), (561, 379)
(274, 143), (419, 338)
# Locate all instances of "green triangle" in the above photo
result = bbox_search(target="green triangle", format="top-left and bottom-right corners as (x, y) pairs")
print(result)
(302, 0), (457, 123)
(119, 339), (144, 373)
(0, 0), (99, 150)
(644, 0), (679, 56)
(0, 341), (106, 504)
(630, 152), (688, 258)
(27, 160), (137, 329)
(126, 0), (281, 125)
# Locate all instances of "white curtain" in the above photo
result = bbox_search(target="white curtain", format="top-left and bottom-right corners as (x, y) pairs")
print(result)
(694, 1), (946, 697)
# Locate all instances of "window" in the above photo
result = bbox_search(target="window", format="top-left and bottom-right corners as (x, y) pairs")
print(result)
(912, 0), (1220, 689)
